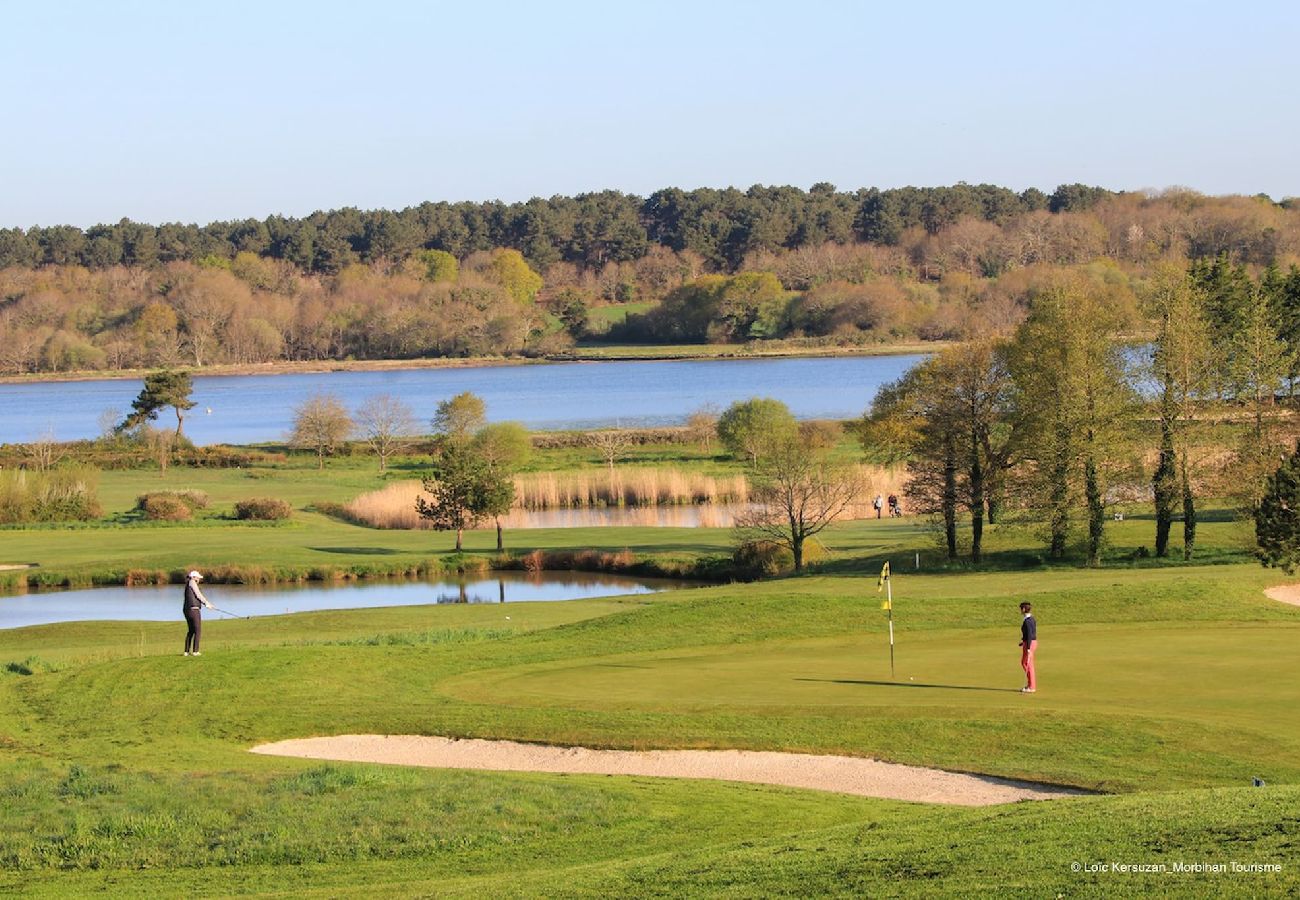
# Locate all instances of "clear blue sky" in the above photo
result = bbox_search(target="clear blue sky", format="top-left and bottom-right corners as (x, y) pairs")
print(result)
(2, 0), (1296, 228)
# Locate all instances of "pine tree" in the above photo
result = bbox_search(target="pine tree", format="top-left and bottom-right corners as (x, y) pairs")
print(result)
(1255, 443), (1300, 572)
(119, 369), (196, 437)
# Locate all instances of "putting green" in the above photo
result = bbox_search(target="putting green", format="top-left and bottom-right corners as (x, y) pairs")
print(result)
(442, 624), (1298, 723)
(436, 621), (1300, 791)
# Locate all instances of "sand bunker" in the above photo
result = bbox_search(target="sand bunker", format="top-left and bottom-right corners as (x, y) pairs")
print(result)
(252, 735), (1084, 806)
(1265, 584), (1300, 607)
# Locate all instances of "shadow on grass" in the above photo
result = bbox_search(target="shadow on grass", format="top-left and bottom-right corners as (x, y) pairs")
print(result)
(794, 678), (1022, 693)
(810, 544), (1254, 578)
(309, 546), (404, 555)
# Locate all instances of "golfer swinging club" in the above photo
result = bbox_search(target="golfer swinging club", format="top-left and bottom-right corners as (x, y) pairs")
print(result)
(183, 570), (214, 656)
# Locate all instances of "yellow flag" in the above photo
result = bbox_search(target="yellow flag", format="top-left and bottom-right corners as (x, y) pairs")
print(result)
(877, 561), (890, 592)
(880, 598), (892, 610)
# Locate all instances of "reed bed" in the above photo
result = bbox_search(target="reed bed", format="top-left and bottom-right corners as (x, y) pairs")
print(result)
(513, 468), (751, 510)
(343, 481), (427, 529)
(342, 464), (905, 530)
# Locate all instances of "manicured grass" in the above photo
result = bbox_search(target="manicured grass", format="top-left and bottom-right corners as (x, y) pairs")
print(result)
(2, 552), (1298, 895)
(2, 452), (1297, 895)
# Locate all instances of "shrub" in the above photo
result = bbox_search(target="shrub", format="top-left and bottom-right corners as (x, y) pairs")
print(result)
(136, 490), (209, 517)
(125, 568), (170, 586)
(234, 497), (293, 520)
(0, 467), (102, 524)
(734, 539), (793, 576)
(733, 539), (829, 576)
(141, 495), (192, 521)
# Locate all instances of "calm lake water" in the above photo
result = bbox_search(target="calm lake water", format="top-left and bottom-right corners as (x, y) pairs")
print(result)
(0, 354), (925, 445)
(0, 572), (684, 630)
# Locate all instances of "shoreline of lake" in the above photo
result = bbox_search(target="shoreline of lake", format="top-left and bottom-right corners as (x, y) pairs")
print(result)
(0, 353), (929, 445)
(0, 341), (943, 386)
(0, 571), (694, 629)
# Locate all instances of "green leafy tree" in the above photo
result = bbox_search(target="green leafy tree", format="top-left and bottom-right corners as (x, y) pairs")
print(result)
(712, 272), (789, 341)
(433, 392), (487, 446)
(119, 369), (196, 437)
(416, 442), (488, 552)
(489, 249), (543, 305)
(1229, 285), (1292, 442)
(1009, 277), (1133, 564)
(1255, 442), (1300, 572)
(1144, 264), (1213, 559)
(413, 249), (459, 283)
(862, 341), (1018, 563)
(717, 398), (798, 465)
(471, 422), (531, 550)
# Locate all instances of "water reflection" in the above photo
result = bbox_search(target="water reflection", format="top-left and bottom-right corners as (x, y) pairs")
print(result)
(0, 572), (685, 629)
(498, 501), (880, 529)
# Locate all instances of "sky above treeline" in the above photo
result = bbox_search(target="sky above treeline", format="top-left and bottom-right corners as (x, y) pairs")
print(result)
(3, 0), (1296, 229)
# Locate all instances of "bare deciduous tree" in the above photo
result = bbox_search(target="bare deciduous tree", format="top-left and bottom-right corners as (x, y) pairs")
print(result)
(588, 428), (634, 476)
(734, 436), (862, 572)
(355, 394), (417, 472)
(290, 393), (354, 469)
(25, 429), (63, 472)
(685, 405), (720, 452)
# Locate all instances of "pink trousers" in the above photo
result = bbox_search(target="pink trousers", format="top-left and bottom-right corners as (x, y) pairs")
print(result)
(1020, 640), (1037, 690)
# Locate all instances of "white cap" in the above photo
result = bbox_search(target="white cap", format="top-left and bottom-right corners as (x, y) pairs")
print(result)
(188, 570), (203, 580)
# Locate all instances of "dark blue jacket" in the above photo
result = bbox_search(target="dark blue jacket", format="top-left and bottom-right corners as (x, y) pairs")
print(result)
(1021, 615), (1037, 645)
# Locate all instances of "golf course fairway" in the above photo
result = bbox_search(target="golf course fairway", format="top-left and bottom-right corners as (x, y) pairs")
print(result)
(2, 559), (1297, 896)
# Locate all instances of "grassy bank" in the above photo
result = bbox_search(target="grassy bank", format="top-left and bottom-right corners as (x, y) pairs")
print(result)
(1, 443), (1296, 894)
(1, 556), (1297, 895)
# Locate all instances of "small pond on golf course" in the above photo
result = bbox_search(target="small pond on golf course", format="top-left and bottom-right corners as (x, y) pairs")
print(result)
(0, 572), (690, 629)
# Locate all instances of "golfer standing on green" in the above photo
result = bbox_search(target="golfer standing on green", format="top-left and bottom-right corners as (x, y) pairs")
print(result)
(1019, 601), (1037, 693)
(183, 570), (213, 656)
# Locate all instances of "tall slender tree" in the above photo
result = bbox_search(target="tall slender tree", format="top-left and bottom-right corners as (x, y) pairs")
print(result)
(1143, 264), (1212, 559)
(865, 341), (1019, 564)
(1009, 276), (1133, 564)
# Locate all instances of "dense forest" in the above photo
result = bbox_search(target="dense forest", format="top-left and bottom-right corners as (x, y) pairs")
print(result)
(2, 183), (1299, 375)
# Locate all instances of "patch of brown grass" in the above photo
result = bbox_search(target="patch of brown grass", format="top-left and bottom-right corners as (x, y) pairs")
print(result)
(344, 464), (907, 529)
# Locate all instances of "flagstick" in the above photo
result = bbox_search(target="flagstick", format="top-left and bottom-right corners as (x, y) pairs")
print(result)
(887, 575), (895, 680)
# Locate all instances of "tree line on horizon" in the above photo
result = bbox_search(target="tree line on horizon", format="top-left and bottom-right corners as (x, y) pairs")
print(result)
(2, 183), (1299, 376)
(3, 182), (1296, 275)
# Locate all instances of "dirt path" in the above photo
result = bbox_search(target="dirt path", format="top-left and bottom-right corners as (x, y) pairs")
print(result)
(251, 735), (1086, 806)
(1264, 584), (1300, 607)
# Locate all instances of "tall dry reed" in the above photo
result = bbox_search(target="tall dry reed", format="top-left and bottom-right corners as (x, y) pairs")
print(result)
(343, 464), (906, 530)
(513, 467), (750, 509)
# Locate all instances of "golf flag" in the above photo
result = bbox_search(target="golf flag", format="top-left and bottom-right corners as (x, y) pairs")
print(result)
(877, 560), (896, 679)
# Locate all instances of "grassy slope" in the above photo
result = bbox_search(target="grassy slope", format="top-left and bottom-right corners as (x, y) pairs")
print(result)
(1, 451), (1297, 896)
(2, 557), (1298, 895)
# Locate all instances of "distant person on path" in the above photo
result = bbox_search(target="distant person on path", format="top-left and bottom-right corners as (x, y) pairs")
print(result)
(183, 570), (213, 656)
(888, 493), (900, 517)
(873, 494), (883, 518)
(1019, 601), (1037, 693)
